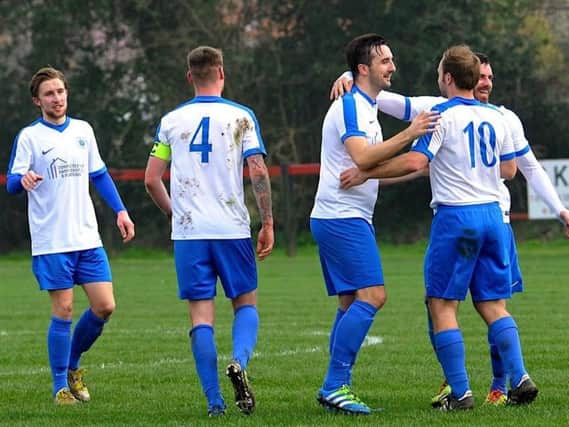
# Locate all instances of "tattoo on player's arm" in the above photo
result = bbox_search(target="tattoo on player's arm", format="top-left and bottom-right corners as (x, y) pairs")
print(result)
(248, 155), (273, 225)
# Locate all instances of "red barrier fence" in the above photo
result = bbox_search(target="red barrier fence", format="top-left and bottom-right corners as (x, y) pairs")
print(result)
(0, 163), (530, 239)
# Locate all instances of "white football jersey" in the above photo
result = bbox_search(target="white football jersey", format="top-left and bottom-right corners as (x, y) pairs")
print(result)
(411, 97), (515, 208)
(378, 93), (529, 219)
(497, 106), (529, 222)
(8, 117), (105, 255)
(311, 86), (383, 223)
(155, 96), (266, 239)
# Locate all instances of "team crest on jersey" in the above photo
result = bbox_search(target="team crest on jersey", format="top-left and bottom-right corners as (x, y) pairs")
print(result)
(76, 137), (88, 148)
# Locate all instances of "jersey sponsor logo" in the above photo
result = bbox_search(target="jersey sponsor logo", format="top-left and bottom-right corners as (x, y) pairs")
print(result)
(48, 158), (67, 179)
(47, 158), (85, 180)
(41, 147), (55, 155)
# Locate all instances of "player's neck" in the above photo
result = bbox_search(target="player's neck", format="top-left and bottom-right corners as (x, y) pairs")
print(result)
(42, 113), (67, 125)
(354, 79), (380, 101)
(194, 82), (223, 98)
(446, 87), (474, 100)
(195, 88), (222, 97)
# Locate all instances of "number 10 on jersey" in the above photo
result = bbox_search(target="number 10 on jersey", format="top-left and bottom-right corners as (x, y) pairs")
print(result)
(463, 121), (497, 168)
(189, 117), (212, 163)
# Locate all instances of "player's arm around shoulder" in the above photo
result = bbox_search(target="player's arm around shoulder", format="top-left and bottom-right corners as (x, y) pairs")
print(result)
(345, 111), (440, 170)
(247, 154), (274, 260)
(500, 158), (517, 180)
(495, 111), (517, 180)
(378, 91), (444, 121)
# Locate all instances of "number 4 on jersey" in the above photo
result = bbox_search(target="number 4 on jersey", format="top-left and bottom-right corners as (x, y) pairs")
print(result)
(189, 117), (212, 163)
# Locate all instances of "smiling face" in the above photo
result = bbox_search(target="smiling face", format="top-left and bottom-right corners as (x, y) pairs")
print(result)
(33, 78), (68, 124)
(474, 62), (493, 103)
(367, 44), (396, 91)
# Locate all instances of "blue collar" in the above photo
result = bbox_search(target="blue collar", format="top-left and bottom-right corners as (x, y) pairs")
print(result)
(448, 96), (479, 105)
(352, 85), (377, 106)
(192, 95), (223, 103)
(40, 116), (70, 132)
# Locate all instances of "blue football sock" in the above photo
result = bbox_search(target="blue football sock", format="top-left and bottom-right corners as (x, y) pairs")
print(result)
(190, 325), (223, 407)
(232, 305), (259, 370)
(434, 329), (469, 399)
(488, 331), (507, 393)
(329, 308), (351, 384)
(47, 317), (72, 396)
(69, 309), (106, 370)
(489, 316), (527, 388)
(323, 300), (377, 391)
(329, 308), (345, 355)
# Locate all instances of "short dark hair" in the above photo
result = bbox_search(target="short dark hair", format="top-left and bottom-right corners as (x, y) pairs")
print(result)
(475, 52), (490, 65)
(29, 67), (68, 98)
(345, 33), (387, 78)
(187, 46), (223, 86)
(441, 45), (480, 90)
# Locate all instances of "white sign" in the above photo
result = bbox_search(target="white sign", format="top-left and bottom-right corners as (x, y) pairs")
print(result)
(527, 159), (569, 219)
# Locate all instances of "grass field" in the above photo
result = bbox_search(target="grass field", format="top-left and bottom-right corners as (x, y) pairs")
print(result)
(1, 241), (568, 426)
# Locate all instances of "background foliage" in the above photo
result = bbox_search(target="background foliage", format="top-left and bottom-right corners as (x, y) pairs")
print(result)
(2, 0), (569, 252)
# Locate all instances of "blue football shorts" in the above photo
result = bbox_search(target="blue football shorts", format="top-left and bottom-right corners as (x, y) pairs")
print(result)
(32, 247), (112, 291)
(174, 239), (257, 301)
(310, 217), (384, 296)
(424, 203), (511, 302)
(505, 223), (524, 294)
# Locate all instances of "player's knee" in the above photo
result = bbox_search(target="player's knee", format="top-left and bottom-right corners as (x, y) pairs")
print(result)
(54, 302), (73, 319)
(373, 292), (387, 309)
(363, 290), (387, 309)
(232, 290), (257, 310)
(93, 301), (116, 320)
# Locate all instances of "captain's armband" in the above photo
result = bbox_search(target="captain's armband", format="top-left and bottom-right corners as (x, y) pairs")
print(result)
(150, 142), (171, 161)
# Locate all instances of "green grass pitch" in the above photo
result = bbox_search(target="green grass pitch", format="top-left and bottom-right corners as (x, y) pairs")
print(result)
(1, 242), (568, 426)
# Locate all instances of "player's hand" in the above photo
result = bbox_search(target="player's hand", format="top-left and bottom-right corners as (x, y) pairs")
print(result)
(116, 210), (135, 243)
(560, 209), (569, 238)
(330, 76), (354, 100)
(340, 167), (367, 189)
(256, 223), (274, 261)
(405, 111), (441, 140)
(21, 170), (43, 191)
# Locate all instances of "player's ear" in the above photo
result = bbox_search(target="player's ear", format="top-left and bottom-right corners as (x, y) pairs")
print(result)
(357, 63), (368, 77)
(186, 71), (193, 85)
(218, 66), (224, 81)
(32, 97), (41, 107)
